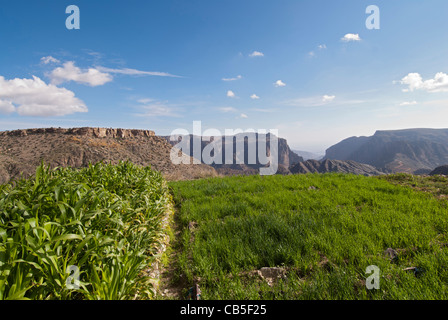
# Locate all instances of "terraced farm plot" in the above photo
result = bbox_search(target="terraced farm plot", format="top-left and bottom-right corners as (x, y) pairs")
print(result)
(0, 162), (172, 300)
(169, 173), (448, 300)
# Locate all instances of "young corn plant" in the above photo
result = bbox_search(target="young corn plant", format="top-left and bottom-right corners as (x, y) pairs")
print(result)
(0, 161), (171, 300)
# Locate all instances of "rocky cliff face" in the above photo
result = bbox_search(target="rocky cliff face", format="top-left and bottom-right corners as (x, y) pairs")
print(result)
(163, 133), (303, 175)
(290, 159), (385, 176)
(325, 136), (371, 161)
(429, 165), (448, 176)
(0, 127), (155, 139)
(324, 128), (448, 173)
(0, 127), (216, 184)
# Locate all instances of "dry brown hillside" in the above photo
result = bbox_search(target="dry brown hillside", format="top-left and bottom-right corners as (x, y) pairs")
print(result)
(0, 127), (217, 184)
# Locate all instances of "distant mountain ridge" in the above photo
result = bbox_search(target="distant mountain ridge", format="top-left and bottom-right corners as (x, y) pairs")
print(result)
(163, 133), (304, 175)
(290, 159), (384, 176)
(3, 127), (446, 183)
(430, 165), (448, 176)
(292, 150), (324, 161)
(324, 128), (448, 173)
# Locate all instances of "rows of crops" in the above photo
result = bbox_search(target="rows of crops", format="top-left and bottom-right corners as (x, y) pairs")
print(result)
(0, 162), (171, 300)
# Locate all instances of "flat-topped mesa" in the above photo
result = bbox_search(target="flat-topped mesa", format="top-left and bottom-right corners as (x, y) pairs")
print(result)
(0, 127), (155, 138)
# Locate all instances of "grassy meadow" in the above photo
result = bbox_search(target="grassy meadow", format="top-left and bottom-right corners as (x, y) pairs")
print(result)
(169, 173), (448, 300)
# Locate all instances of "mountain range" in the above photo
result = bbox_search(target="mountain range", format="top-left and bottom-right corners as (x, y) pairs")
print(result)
(291, 150), (324, 161)
(162, 133), (303, 175)
(1, 127), (448, 184)
(324, 128), (448, 174)
(290, 159), (384, 176)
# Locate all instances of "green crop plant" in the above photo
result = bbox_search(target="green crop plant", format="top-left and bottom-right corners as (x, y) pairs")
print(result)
(0, 162), (171, 300)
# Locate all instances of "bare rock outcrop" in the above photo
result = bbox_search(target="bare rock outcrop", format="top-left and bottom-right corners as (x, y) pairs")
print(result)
(290, 159), (385, 176)
(0, 127), (216, 184)
(0, 127), (155, 139)
(162, 133), (303, 175)
(324, 128), (448, 173)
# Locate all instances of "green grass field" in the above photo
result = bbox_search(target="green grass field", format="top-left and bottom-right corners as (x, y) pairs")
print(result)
(169, 173), (448, 300)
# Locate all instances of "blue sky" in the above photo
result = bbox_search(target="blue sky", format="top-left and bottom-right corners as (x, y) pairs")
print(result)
(1, 0), (448, 153)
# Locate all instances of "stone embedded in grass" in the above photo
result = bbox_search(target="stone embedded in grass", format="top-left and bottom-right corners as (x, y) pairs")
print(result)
(384, 248), (399, 261)
(188, 221), (198, 231)
(403, 267), (425, 277)
(258, 267), (287, 286)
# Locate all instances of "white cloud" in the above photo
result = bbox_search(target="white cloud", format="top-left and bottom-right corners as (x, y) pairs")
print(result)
(274, 80), (286, 87)
(135, 99), (180, 118)
(218, 106), (238, 113)
(48, 61), (113, 87)
(322, 95), (336, 103)
(222, 75), (242, 81)
(0, 75), (87, 117)
(399, 101), (418, 106)
(96, 66), (182, 78)
(341, 33), (361, 42)
(140, 104), (178, 117)
(309, 45), (327, 58)
(84, 50), (104, 63)
(217, 107), (247, 118)
(309, 44), (327, 58)
(137, 98), (156, 104)
(41, 56), (60, 65)
(46, 57), (182, 87)
(400, 72), (448, 93)
(282, 95), (357, 108)
(249, 51), (264, 58)
(250, 94), (260, 100)
(251, 107), (276, 113)
(0, 100), (15, 114)
(227, 90), (236, 98)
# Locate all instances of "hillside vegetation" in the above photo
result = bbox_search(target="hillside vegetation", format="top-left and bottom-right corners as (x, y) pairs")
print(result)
(170, 173), (448, 299)
(0, 162), (172, 300)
